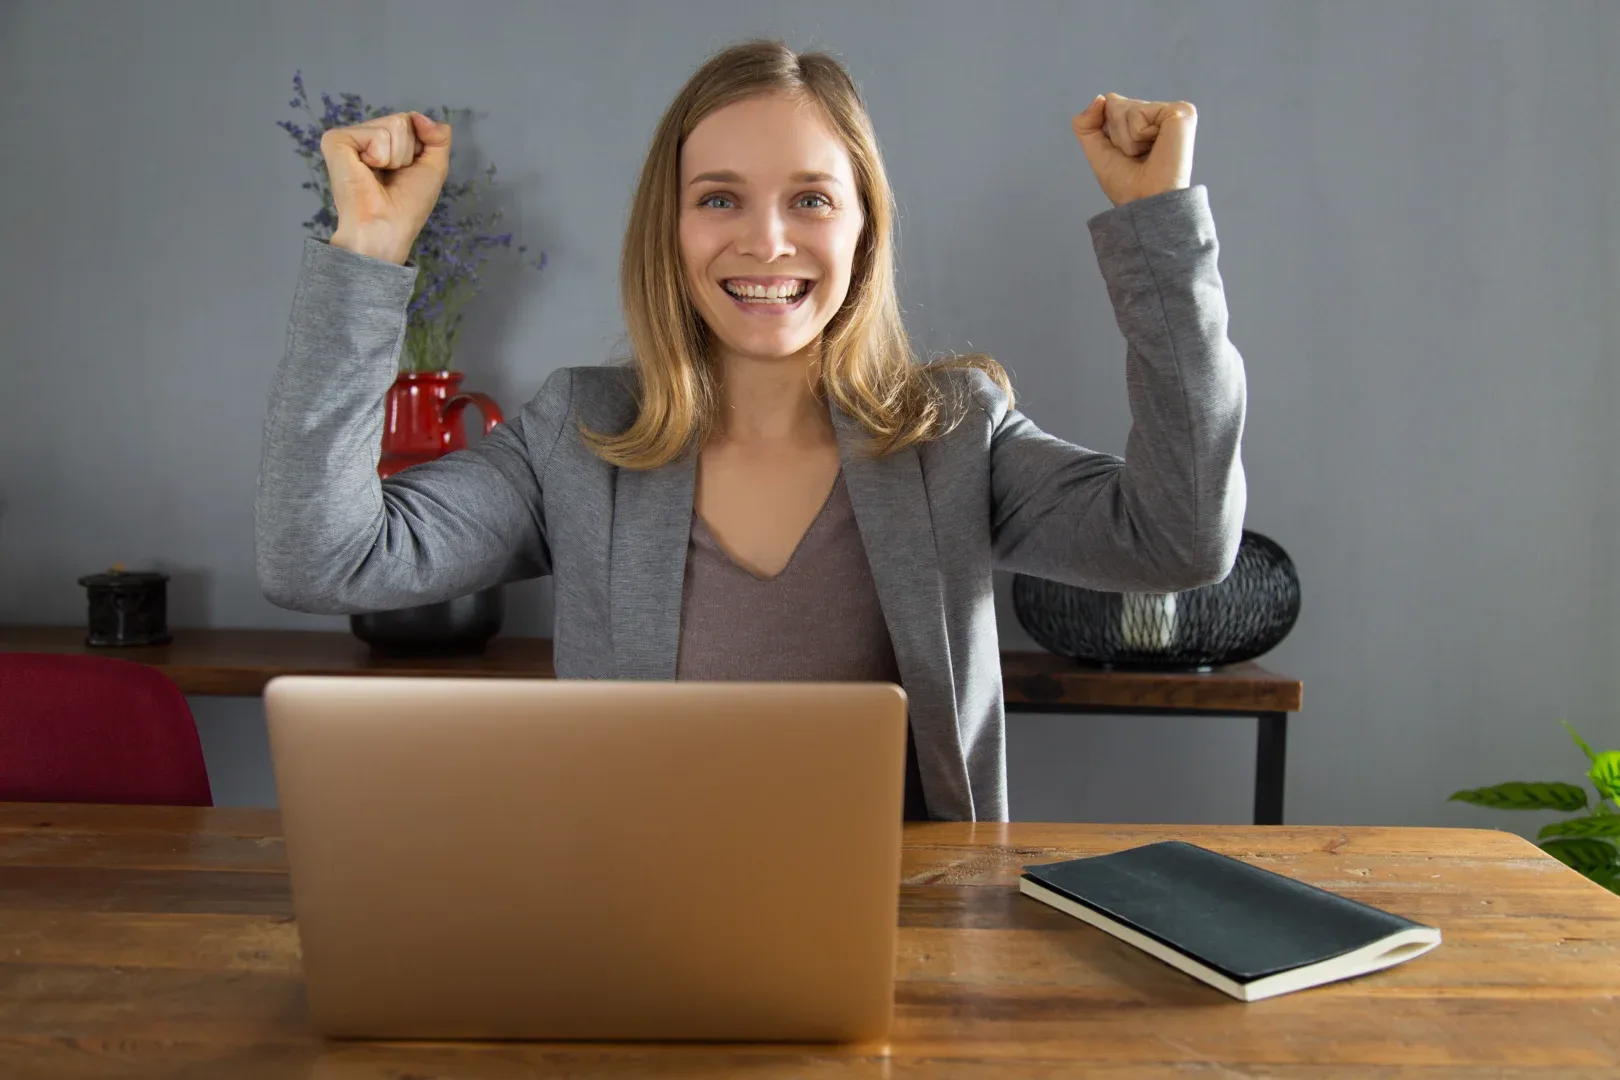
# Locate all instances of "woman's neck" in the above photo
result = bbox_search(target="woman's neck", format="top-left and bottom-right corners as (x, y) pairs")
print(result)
(710, 342), (835, 447)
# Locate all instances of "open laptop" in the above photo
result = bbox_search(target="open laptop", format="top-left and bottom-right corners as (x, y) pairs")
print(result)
(263, 675), (909, 1042)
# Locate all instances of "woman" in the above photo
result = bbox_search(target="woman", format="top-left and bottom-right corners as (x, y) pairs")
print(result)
(256, 39), (1247, 823)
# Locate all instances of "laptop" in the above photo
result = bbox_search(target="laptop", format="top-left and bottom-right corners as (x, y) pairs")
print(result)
(263, 675), (909, 1042)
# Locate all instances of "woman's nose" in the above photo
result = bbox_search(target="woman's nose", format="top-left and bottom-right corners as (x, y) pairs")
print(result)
(734, 205), (794, 261)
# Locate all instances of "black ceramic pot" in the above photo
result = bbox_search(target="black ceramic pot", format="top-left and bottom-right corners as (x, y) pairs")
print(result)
(349, 586), (504, 658)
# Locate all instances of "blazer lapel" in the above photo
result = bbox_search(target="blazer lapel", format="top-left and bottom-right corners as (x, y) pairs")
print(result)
(609, 451), (697, 680)
(833, 405), (972, 818)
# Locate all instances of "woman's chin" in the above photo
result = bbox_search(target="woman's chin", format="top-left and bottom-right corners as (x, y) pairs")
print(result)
(711, 329), (821, 364)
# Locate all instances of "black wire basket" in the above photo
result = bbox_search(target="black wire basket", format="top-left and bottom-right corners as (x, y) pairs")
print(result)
(1011, 531), (1300, 671)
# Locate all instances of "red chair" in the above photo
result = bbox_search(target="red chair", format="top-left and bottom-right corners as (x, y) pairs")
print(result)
(0, 653), (213, 806)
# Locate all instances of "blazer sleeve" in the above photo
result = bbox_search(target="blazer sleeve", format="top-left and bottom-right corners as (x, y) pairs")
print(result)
(254, 236), (571, 615)
(986, 184), (1247, 593)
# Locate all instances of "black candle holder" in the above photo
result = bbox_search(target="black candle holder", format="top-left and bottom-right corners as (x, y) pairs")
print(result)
(78, 569), (172, 647)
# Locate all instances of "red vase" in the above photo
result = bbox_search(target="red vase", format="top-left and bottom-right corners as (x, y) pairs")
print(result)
(378, 371), (505, 478)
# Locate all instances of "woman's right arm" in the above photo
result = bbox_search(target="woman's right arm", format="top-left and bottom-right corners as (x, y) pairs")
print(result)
(255, 236), (571, 615)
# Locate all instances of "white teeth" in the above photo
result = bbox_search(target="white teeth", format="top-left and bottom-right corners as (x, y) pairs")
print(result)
(725, 280), (807, 301)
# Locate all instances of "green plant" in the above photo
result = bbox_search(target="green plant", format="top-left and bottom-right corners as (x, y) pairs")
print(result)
(1449, 721), (1620, 894)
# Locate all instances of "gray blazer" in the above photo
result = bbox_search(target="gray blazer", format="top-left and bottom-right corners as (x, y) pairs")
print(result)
(256, 184), (1247, 822)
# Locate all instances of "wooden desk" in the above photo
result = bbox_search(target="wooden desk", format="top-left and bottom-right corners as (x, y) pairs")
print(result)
(0, 805), (1613, 1077)
(1, 626), (1304, 824)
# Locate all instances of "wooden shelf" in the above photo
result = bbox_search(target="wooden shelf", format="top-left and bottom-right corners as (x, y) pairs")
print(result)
(2, 626), (1300, 712)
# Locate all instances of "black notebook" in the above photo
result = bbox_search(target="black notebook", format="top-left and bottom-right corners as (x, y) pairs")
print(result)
(1020, 840), (1441, 1001)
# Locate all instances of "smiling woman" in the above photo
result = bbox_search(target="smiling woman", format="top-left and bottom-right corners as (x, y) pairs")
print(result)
(594, 45), (1010, 474)
(256, 37), (1249, 822)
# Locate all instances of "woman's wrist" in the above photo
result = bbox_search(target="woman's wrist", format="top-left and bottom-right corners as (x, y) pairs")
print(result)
(329, 226), (410, 266)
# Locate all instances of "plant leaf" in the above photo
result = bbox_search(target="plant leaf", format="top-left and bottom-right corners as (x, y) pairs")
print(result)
(1540, 838), (1620, 874)
(1537, 815), (1620, 840)
(1448, 782), (1588, 812)
(1588, 751), (1620, 802)
(1562, 720), (1598, 763)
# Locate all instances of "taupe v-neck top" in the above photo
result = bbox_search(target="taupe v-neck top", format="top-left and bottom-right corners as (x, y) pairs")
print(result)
(675, 472), (928, 820)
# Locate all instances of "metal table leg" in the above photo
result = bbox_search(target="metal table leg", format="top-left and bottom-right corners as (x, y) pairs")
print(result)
(1254, 712), (1288, 825)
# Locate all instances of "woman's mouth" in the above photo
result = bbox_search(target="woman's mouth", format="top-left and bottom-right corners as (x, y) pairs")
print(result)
(720, 278), (815, 316)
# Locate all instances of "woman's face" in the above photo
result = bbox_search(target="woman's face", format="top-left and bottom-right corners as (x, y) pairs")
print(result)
(679, 92), (865, 366)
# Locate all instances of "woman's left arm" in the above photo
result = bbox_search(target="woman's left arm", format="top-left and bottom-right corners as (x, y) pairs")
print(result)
(988, 94), (1246, 592)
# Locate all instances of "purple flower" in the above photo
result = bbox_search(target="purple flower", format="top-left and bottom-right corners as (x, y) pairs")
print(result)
(279, 74), (546, 370)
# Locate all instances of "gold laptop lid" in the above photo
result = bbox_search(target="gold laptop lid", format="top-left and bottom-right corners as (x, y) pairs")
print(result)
(265, 676), (908, 1042)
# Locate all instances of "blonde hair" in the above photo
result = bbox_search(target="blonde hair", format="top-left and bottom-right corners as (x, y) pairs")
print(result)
(586, 38), (1012, 470)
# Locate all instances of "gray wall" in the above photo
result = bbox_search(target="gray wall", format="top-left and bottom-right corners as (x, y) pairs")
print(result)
(3, 1), (1616, 837)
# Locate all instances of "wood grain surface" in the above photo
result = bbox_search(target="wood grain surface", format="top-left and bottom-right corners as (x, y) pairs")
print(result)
(0, 804), (1613, 1078)
(1, 626), (1301, 711)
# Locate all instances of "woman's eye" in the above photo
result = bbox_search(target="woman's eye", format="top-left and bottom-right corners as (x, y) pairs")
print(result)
(696, 193), (833, 211)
